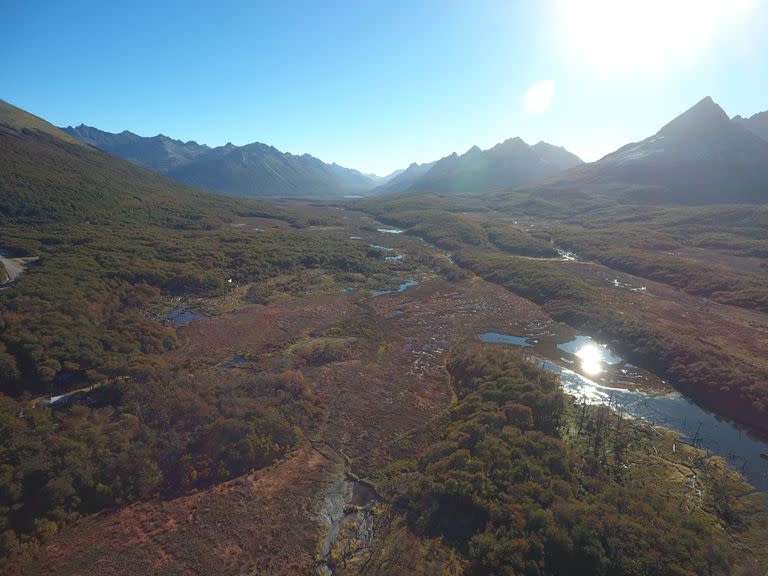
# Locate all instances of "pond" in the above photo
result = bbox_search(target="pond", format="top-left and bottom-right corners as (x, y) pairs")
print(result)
(167, 302), (205, 325)
(478, 332), (532, 346)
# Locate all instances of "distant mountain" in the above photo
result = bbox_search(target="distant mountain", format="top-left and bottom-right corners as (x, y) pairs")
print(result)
(733, 110), (768, 143)
(375, 138), (582, 195)
(366, 168), (404, 187)
(168, 143), (376, 198)
(63, 125), (210, 173)
(61, 125), (379, 198)
(522, 97), (768, 204)
(374, 160), (438, 194)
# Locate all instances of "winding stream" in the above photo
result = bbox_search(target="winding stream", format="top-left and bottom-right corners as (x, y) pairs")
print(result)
(480, 332), (768, 492)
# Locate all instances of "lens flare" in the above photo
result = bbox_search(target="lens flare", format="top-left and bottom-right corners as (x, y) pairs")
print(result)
(523, 80), (555, 113)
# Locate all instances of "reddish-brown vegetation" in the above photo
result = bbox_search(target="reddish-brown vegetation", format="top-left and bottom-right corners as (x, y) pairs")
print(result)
(29, 445), (337, 576)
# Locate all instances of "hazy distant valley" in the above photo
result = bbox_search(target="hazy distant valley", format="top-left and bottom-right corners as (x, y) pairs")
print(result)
(2, 95), (768, 576)
(60, 124), (585, 200)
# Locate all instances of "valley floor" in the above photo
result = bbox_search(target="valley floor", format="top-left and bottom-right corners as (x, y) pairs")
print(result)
(24, 203), (768, 575)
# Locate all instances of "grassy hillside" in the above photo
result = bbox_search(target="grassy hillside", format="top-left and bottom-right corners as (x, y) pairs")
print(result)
(0, 100), (241, 225)
(0, 99), (83, 147)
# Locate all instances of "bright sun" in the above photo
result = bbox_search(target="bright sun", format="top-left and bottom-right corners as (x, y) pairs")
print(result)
(556, 0), (753, 72)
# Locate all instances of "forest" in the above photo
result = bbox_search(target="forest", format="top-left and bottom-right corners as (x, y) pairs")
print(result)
(366, 347), (762, 575)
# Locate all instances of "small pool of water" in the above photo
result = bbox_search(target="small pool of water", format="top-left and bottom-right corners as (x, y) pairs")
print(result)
(223, 354), (258, 368)
(478, 332), (532, 346)
(167, 303), (205, 326)
(372, 279), (418, 297)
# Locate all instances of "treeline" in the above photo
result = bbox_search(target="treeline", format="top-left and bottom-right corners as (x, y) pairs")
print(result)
(1, 123), (377, 397)
(359, 194), (556, 257)
(374, 348), (739, 575)
(553, 228), (768, 313)
(0, 129), (233, 227)
(453, 248), (595, 322)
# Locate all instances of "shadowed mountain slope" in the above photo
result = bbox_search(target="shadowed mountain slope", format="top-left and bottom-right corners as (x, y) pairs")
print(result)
(62, 124), (378, 198)
(517, 97), (768, 204)
(733, 109), (768, 142)
(376, 137), (582, 195)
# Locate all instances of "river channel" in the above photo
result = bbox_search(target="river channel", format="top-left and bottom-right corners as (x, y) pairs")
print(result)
(478, 331), (768, 492)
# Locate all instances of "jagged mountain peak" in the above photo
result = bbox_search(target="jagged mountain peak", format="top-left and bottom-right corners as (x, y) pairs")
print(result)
(533, 141), (564, 152)
(733, 109), (768, 142)
(62, 123), (378, 197)
(538, 96), (768, 205)
(493, 136), (528, 151)
(379, 136), (582, 195)
(658, 96), (730, 139)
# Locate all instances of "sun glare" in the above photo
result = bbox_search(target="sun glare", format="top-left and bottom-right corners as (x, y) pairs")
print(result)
(557, 0), (753, 72)
(523, 80), (555, 113)
(575, 343), (604, 376)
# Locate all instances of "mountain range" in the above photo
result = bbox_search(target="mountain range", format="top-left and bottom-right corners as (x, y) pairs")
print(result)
(519, 97), (768, 204)
(62, 124), (584, 199)
(379, 138), (583, 195)
(5, 95), (767, 205)
(61, 124), (383, 198)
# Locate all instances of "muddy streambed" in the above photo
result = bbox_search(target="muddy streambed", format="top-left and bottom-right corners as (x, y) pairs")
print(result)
(316, 474), (377, 576)
(479, 331), (768, 492)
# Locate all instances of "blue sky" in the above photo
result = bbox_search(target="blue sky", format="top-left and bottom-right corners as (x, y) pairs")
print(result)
(3, 0), (767, 174)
